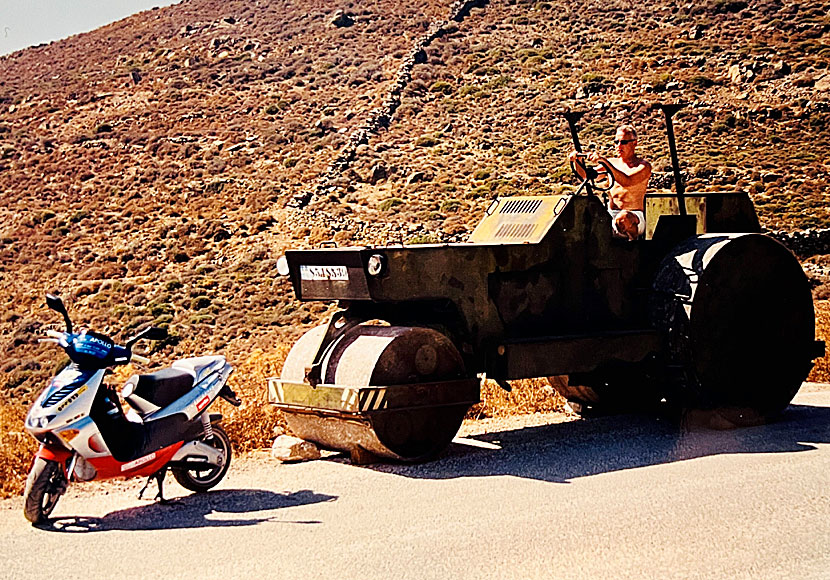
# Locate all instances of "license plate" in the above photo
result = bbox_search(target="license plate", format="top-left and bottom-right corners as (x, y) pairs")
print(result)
(300, 265), (349, 281)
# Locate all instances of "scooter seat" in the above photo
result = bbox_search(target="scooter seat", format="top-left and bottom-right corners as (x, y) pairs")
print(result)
(122, 368), (195, 415)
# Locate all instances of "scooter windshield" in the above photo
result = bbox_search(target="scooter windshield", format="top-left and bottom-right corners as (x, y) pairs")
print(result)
(66, 331), (115, 368)
(40, 365), (96, 409)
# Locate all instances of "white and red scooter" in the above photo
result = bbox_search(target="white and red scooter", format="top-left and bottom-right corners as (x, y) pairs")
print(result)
(23, 293), (241, 524)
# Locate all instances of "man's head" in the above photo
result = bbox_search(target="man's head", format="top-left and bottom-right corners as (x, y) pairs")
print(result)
(615, 125), (637, 159)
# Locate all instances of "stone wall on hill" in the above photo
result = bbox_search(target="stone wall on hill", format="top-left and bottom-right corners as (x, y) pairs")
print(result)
(290, 0), (490, 208)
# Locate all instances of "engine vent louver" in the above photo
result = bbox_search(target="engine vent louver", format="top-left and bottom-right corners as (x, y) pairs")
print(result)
(42, 385), (78, 408)
(499, 199), (543, 215)
(494, 223), (536, 239)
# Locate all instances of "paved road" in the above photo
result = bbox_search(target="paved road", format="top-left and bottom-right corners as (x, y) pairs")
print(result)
(1, 385), (829, 580)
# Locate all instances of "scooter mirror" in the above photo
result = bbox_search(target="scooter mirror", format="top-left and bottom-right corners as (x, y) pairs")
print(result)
(126, 325), (168, 348)
(45, 294), (65, 313)
(45, 293), (73, 333)
(144, 327), (169, 341)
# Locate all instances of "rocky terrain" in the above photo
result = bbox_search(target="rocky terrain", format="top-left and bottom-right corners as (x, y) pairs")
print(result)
(1, 0), (829, 495)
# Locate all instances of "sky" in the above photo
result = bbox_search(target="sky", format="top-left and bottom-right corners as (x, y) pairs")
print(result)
(0, 0), (179, 56)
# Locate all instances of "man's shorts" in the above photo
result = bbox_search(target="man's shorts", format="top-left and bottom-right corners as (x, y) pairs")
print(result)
(609, 209), (646, 237)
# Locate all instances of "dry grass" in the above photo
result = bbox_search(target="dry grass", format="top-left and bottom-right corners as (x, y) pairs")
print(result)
(0, 404), (37, 497)
(220, 345), (290, 453)
(808, 300), (830, 383)
(467, 377), (570, 419)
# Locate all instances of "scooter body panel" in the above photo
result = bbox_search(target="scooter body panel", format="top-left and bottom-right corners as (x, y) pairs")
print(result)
(35, 444), (72, 465)
(87, 441), (184, 480)
(142, 356), (233, 422)
(26, 367), (104, 434)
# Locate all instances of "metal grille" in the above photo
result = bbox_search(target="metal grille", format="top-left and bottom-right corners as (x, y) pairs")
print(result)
(42, 385), (78, 408)
(499, 199), (542, 214)
(494, 223), (536, 239)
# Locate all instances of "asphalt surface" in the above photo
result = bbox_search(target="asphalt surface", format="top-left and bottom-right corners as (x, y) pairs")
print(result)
(1, 385), (828, 580)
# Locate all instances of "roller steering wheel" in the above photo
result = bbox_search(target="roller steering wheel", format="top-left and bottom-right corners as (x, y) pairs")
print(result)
(570, 154), (616, 194)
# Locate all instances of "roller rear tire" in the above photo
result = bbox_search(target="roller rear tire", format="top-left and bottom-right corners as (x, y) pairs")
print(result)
(651, 234), (816, 424)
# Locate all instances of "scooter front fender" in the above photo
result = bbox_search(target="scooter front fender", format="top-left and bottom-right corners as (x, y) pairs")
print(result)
(34, 444), (73, 479)
(36, 444), (72, 464)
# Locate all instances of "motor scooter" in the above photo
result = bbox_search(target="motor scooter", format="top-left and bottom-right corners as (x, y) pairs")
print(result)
(23, 293), (241, 524)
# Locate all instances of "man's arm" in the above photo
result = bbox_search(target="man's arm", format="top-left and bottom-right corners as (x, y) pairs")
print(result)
(588, 154), (651, 188)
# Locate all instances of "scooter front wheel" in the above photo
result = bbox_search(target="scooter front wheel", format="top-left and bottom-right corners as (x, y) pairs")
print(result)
(23, 457), (66, 524)
(172, 425), (232, 493)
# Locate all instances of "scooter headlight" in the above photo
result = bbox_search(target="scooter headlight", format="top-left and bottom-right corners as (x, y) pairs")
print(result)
(28, 415), (54, 429)
(277, 255), (290, 276)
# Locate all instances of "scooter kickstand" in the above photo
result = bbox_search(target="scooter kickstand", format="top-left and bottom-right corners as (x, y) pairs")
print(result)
(138, 467), (178, 504)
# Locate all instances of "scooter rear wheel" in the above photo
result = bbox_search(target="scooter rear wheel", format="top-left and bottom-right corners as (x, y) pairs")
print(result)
(172, 425), (232, 493)
(23, 457), (65, 524)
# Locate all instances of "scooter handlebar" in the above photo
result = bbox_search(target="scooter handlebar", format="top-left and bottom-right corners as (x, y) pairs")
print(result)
(45, 329), (64, 339)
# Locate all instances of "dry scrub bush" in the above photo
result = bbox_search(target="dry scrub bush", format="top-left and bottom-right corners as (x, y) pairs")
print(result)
(808, 300), (830, 383)
(0, 403), (37, 497)
(467, 377), (569, 419)
(221, 345), (291, 453)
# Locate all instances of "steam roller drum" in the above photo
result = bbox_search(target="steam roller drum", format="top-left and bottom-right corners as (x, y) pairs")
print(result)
(650, 233), (818, 424)
(275, 324), (478, 462)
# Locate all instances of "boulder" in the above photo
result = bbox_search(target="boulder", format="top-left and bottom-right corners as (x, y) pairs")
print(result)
(407, 170), (429, 185)
(369, 163), (388, 184)
(330, 10), (354, 27)
(271, 435), (321, 462)
(794, 76), (816, 88)
(772, 60), (791, 78)
(728, 64), (742, 84)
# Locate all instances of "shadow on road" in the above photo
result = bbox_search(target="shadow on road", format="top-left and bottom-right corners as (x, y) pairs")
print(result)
(42, 488), (337, 533)
(364, 403), (830, 484)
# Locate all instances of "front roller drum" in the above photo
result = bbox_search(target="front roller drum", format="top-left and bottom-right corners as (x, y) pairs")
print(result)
(271, 324), (479, 462)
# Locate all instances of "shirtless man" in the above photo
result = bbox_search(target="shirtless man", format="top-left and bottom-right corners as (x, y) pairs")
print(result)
(568, 124), (652, 240)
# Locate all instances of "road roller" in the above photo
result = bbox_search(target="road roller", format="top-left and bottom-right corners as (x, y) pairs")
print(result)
(268, 104), (825, 462)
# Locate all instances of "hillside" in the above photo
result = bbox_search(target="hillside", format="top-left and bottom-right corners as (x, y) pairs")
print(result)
(1, 0), (829, 494)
